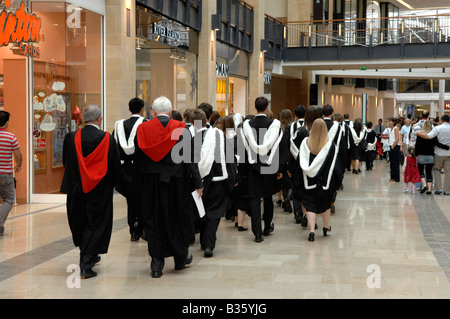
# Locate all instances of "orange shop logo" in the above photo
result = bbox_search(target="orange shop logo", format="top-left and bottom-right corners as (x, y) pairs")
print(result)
(0, 0), (42, 47)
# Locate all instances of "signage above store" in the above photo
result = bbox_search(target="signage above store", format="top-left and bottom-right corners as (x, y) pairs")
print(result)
(264, 73), (272, 85)
(0, 1), (42, 47)
(445, 102), (450, 110)
(216, 62), (229, 77)
(153, 22), (181, 42)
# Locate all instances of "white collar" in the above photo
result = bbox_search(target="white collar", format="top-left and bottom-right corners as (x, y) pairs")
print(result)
(86, 123), (100, 130)
(256, 114), (267, 117)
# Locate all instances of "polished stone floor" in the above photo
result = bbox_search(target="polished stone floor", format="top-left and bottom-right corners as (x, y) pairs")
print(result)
(1, 159), (450, 299)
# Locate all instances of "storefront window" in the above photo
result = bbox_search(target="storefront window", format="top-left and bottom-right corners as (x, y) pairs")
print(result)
(136, 7), (198, 117)
(31, 2), (103, 195)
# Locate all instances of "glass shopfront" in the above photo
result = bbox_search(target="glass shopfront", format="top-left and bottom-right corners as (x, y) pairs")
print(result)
(0, 0), (104, 203)
(136, 6), (198, 117)
(216, 43), (249, 117)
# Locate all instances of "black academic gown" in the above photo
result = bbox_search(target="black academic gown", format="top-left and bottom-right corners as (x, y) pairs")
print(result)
(343, 120), (352, 170)
(61, 125), (120, 269)
(134, 115), (203, 265)
(364, 130), (377, 168)
(241, 115), (286, 237)
(113, 116), (146, 237)
(195, 127), (237, 251)
(297, 140), (342, 214)
(243, 115), (285, 198)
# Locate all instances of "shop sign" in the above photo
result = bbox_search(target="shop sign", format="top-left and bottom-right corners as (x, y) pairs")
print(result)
(153, 22), (181, 42)
(445, 102), (450, 110)
(0, 1), (42, 47)
(264, 73), (272, 85)
(216, 62), (229, 77)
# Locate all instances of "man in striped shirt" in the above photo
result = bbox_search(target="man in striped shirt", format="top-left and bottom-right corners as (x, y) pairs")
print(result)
(0, 111), (22, 236)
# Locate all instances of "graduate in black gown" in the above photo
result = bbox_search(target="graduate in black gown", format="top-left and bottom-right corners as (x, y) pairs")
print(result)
(364, 122), (377, 171)
(343, 114), (353, 172)
(193, 110), (237, 257)
(322, 105), (345, 214)
(285, 105), (306, 224)
(134, 96), (203, 278)
(61, 105), (121, 279)
(113, 98), (146, 241)
(297, 119), (342, 242)
(240, 97), (286, 243)
(288, 106), (322, 228)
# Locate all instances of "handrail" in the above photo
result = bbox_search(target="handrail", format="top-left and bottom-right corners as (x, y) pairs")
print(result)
(287, 13), (450, 25)
(286, 13), (450, 48)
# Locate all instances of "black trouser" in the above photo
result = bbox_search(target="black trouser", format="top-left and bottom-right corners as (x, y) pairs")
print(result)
(418, 163), (433, 182)
(199, 217), (221, 251)
(127, 193), (143, 237)
(249, 196), (274, 237)
(80, 254), (98, 271)
(389, 145), (401, 182)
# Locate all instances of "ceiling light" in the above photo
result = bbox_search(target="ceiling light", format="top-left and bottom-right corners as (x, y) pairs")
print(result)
(397, 0), (414, 10)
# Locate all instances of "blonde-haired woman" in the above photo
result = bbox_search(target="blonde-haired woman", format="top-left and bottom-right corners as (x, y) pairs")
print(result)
(298, 119), (342, 242)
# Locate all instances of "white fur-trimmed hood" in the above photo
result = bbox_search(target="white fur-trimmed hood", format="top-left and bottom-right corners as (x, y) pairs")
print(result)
(241, 119), (283, 165)
(114, 117), (145, 155)
(299, 138), (337, 190)
(198, 127), (228, 182)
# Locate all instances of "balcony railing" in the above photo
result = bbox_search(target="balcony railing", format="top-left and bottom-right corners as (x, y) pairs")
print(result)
(286, 14), (450, 48)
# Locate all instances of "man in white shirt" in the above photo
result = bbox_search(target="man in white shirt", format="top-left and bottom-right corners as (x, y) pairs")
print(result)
(400, 118), (412, 164)
(417, 115), (450, 195)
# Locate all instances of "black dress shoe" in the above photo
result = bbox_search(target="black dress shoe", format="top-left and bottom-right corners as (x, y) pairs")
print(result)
(175, 253), (193, 270)
(263, 223), (274, 236)
(204, 248), (213, 258)
(254, 235), (264, 243)
(80, 268), (97, 279)
(308, 232), (315, 242)
(151, 271), (162, 278)
(237, 226), (248, 231)
(94, 255), (101, 264)
(131, 233), (140, 241)
(323, 226), (332, 237)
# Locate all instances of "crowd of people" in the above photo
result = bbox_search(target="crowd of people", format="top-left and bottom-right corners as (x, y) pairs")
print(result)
(59, 98), (450, 279)
(377, 111), (450, 194)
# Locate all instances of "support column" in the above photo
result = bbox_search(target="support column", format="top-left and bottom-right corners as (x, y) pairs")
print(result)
(198, 1), (218, 107)
(105, 0), (136, 133)
(247, 0), (265, 114)
(439, 79), (445, 117)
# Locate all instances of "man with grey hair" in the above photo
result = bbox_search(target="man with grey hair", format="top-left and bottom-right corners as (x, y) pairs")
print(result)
(61, 105), (121, 279)
(134, 96), (203, 278)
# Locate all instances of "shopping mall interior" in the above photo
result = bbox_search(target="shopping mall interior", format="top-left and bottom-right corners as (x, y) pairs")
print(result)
(1, 0), (450, 302)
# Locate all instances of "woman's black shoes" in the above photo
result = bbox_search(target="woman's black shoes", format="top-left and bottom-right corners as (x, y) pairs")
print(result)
(420, 186), (428, 194)
(323, 226), (332, 237)
(308, 232), (315, 242)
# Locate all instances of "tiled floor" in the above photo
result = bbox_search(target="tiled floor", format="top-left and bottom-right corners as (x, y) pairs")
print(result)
(1, 159), (450, 299)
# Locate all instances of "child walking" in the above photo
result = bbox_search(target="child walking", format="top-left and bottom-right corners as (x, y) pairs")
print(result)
(404, 146), (421, 193)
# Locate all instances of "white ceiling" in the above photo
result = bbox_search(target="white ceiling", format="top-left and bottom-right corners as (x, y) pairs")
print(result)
(393, 0), (450, 11)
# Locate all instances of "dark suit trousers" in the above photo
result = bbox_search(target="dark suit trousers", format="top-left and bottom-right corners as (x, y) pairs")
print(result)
(126, 193), (143, 236)
(249, 196), (274, 237)
(199, 217), (221, 251)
